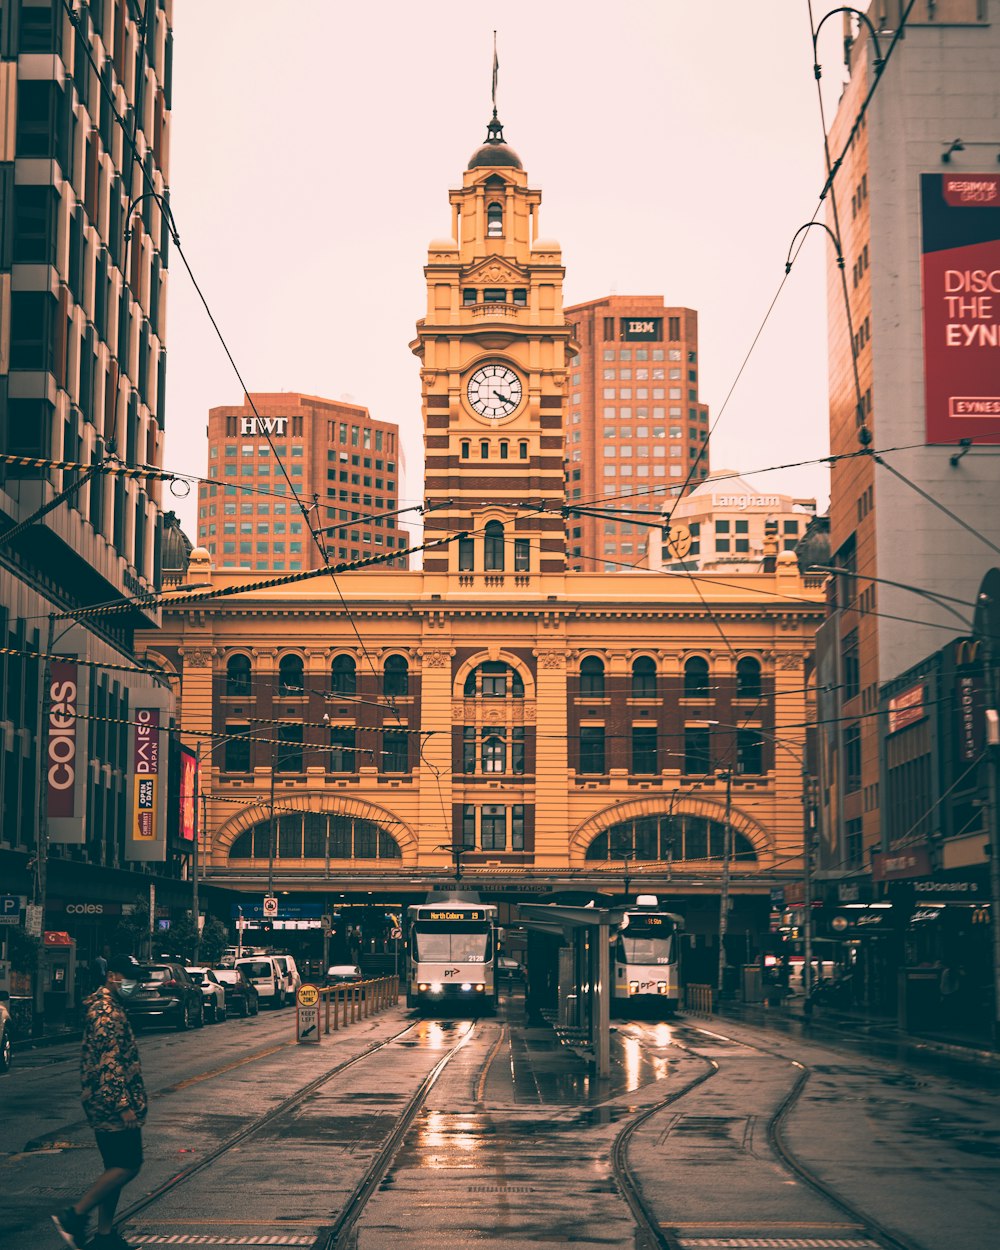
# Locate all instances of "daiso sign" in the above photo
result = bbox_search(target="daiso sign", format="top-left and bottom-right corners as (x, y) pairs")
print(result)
(47, 661), (79, 819)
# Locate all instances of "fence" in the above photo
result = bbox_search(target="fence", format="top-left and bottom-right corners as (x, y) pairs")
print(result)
(320, 975), (399, 1034)
(684, 983), (715, 1016)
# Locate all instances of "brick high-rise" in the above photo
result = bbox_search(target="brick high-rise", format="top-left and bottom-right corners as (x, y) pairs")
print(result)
(562, 296), (710, 571)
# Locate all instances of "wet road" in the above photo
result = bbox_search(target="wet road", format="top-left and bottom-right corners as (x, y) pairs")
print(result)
(2, 991), (998, 1249)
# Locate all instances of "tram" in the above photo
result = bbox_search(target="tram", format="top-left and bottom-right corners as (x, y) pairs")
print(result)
(406, 894), (498, 1014)
(612, 896), (684, 1015)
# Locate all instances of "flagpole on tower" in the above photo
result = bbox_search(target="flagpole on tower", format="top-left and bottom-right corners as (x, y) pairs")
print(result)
(492, 30), (499, 116)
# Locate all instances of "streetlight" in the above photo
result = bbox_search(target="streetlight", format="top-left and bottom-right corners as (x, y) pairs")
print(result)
(436, 843), (471, 886)
(716, 768), (733, 999)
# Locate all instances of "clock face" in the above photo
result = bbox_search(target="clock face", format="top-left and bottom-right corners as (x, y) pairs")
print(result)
(466, 363), (523, 419)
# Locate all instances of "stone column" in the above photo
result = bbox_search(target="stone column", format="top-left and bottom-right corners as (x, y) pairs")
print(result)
(533, 648), (569, 866)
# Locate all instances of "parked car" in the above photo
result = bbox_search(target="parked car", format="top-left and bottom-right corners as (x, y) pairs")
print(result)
(118, 962), (205, 1030)
(272, 954), (301, 1000)
(213, 966), (260, 1017)
(498, 956), (525, 984)
(235, 955), (288, 1009)
(186, 967), (227, 1024)
(325, 963), (363, 990)
(219, 945), (261, 969)
(0, 992), (12, 1073)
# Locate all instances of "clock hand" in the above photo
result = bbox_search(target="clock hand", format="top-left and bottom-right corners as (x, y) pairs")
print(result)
(496, 393), (516, 407)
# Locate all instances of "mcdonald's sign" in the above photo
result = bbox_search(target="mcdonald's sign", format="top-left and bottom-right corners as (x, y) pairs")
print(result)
(954, 638), (981, 668)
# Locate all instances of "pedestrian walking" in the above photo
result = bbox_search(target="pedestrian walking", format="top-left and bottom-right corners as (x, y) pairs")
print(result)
(52, 954), (147, 1250)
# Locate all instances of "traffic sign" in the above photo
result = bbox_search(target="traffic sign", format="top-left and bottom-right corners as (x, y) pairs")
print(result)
(263, 895), (278, 918)
(390, 927), (402, 940)
(320, 914), (332, 931)
(0, 896), (21, 926)
(297, 983), (319, 1008)
(296, 1001), (320, 1044)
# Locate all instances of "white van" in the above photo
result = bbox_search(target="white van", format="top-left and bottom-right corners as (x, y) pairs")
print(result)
(235, 955), (287, 1008)
(272, 954), (301, 1000)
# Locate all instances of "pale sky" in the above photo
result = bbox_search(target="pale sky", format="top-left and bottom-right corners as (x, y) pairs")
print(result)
(163, 2), (850, 545)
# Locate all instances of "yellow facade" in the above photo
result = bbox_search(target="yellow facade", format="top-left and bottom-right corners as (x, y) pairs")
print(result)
(139, 119), (824, 919)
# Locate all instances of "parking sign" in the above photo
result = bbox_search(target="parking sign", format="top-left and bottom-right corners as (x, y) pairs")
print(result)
(0, 896), (21, 926)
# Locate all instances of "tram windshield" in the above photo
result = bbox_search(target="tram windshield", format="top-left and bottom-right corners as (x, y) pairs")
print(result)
(413, 924), (493, 964)
(618, 918), (675, 965)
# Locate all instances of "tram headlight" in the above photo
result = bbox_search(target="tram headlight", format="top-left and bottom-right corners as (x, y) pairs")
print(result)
(657, 982), (668, 995)
(418, 983), (429, 992)
(429, 982), (443, 994)
(475, 984), (484, 992)
(628, 980), (639, 995)
(461, 982), (472, 992)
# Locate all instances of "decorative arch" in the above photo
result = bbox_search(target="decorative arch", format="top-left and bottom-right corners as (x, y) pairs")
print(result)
(141, 649), (178, 682)
(454, 650), (536, 701)
(216, 794), (418, 863)
(569, 796), (773, 867)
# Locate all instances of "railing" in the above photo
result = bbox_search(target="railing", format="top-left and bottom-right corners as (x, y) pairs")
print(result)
(468, 302), (522, 320)
(684, 983), (715, 1016)
(319, 975), (399, 1034)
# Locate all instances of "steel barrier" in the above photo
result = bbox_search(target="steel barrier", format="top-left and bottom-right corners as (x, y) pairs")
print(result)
(319, 976), (399, 1035)
(684, 983), (715, 1016)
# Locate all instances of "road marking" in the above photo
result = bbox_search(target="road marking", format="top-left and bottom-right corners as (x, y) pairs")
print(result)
(675, 1239), (881, 1249)
(163, 1043), (291, 1091)
(130, 1237), (315, 1246)
(475, 1023), (508, 1103)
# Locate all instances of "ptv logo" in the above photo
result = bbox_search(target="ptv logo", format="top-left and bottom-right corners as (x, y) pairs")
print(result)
(443, 968), (460, 978)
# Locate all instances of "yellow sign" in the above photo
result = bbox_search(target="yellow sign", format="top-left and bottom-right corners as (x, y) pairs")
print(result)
(297, 983), (319, 1007)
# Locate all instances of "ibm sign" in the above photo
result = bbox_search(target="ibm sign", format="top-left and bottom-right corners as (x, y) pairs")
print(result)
(620, 317), (662, 342)
(241, 417), (288, 436)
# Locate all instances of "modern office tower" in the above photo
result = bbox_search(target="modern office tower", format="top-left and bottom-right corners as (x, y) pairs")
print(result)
(816, 2), (1000, 979)
(1, 2), (192, 966)
(198, 394), (410, 572)
(562, 296), (710, 571)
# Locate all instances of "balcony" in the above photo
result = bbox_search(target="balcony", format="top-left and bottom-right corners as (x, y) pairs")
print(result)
(468, 302), (523, 321)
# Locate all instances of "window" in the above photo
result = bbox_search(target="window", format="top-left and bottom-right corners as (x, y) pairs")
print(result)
(632, 725), (658, 774)
(462, 727), (476, 774)
(580, 656), (605, 697)
(514, 538), (530, 572)
(276, 723), (304, 773)
(382, 730), (409, 773)
(224, 724), (252, 773)
(484, 520), (505, 571)
(631, 656), (657, 698)
(842, 630), (859, 701)
(462, 805), (477, 848)
(736, 656), (761, 700)
(519, 441), (528, 460)
(481, 805), (506, 850)
(684, 656), (710, 698)
(331, 654), (357, 695)
(844, 723), (862, 793)
(846, 818), (864, 868)
(383, 655), (409, 697)
(511, 804), (525, 850)
(226, 654), (252, 696)
(737, 730), (764, 775)
(684, 726), (712, 775)
(579, 726), (606, 774)
(464, 661), (523, 698)
(458, 537), (474, 571)
(278, 654), (304, 695)
(486, 202), (503, 238)
(328, 728), (356, 773)
(482, 731), (506, 773)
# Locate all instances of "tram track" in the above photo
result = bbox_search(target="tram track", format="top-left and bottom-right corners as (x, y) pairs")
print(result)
(610, 1018), (928, 1250)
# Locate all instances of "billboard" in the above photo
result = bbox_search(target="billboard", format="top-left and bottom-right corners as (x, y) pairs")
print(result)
(179, 746), (198, 842)
(47, 658), (90, 844)
(125, 692), (171, 862)
(921, 173), (1000, 443)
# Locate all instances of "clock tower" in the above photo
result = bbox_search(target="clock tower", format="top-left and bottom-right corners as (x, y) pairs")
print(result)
(412, 114), (574, 575)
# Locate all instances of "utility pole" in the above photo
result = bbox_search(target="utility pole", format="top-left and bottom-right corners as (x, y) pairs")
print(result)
(192, 757), (205, 965)
(267, 755), (277, 900)
(802, 767), (816, 1018)
(974, 569), (1000, 1050)
(717, 769), (733, 998)
(32, 614), (57, 1035)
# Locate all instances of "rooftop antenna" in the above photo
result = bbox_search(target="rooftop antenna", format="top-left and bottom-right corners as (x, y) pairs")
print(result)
(492, 29), (499, 118)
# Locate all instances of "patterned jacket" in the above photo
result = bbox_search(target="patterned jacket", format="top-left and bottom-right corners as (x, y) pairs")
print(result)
(80, 987), (148, 1129)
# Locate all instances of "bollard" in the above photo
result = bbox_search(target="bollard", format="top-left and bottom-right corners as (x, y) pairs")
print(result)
(364, 979), (370, 1018)
(324, 989), (331, 1035)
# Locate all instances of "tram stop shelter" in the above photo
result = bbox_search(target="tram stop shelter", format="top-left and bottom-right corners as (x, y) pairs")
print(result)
(516, 902), (626, 1078)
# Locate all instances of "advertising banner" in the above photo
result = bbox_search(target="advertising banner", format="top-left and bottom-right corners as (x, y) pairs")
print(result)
(179, 746), (198, 842)
(887, 683), (927, 734)
(46, 658), (90, 844)
(125, 693), (171, 862)
(921, 172), (1000, 443)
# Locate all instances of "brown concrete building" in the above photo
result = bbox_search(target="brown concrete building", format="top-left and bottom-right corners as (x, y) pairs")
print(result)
(139, 114), (824, 970)
(196, 393), (410, 572)
(562, 296), (710, 571)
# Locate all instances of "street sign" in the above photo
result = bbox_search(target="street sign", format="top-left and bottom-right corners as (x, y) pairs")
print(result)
(320, 914), (332, 931)
(0, 896), (21, 926)
(296, 1000), (320, 1044)
(390, 927), (402, 940)
(24, 904), (42, 938)
(263, 895), (278, 918)
(297, 983), (319, 1008)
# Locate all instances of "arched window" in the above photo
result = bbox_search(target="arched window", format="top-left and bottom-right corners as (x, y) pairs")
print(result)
(463, 660), (524, 698)
(482, 732), (506, 773)
(278, 653), (304, 695)
(486, 201), (503, 238)
(736, 656), (762, 700)
(484, 520), (505, 571)
(584, 814), (757, 864)
(331, 654), (357, 696)
(226, 654), (251, 696)
(631, 656), (657, 698)
(228, 812), (402, 861)
(383, 654), (409, 697)
(580, 656), (605, 697)
(684, 655), (710, 698)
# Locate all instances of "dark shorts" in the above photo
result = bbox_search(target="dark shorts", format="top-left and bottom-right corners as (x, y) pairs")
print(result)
(94, 1126), (143, 1172)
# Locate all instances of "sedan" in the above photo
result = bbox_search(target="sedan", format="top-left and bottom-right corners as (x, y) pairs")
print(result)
(118, 962), (205, 1030)
(213, 966), (260, 1017)
(325, 964), (363, 990)
(498, 956), (525, 983)
(186, 967), (227, 1024)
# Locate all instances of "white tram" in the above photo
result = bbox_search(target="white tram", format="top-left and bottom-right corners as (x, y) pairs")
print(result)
(612, 895), (684, 1014)
(406, 894), (498, 1014)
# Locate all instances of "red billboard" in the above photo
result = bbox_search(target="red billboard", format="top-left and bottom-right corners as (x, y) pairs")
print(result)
(921, 173), (1000, 443)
